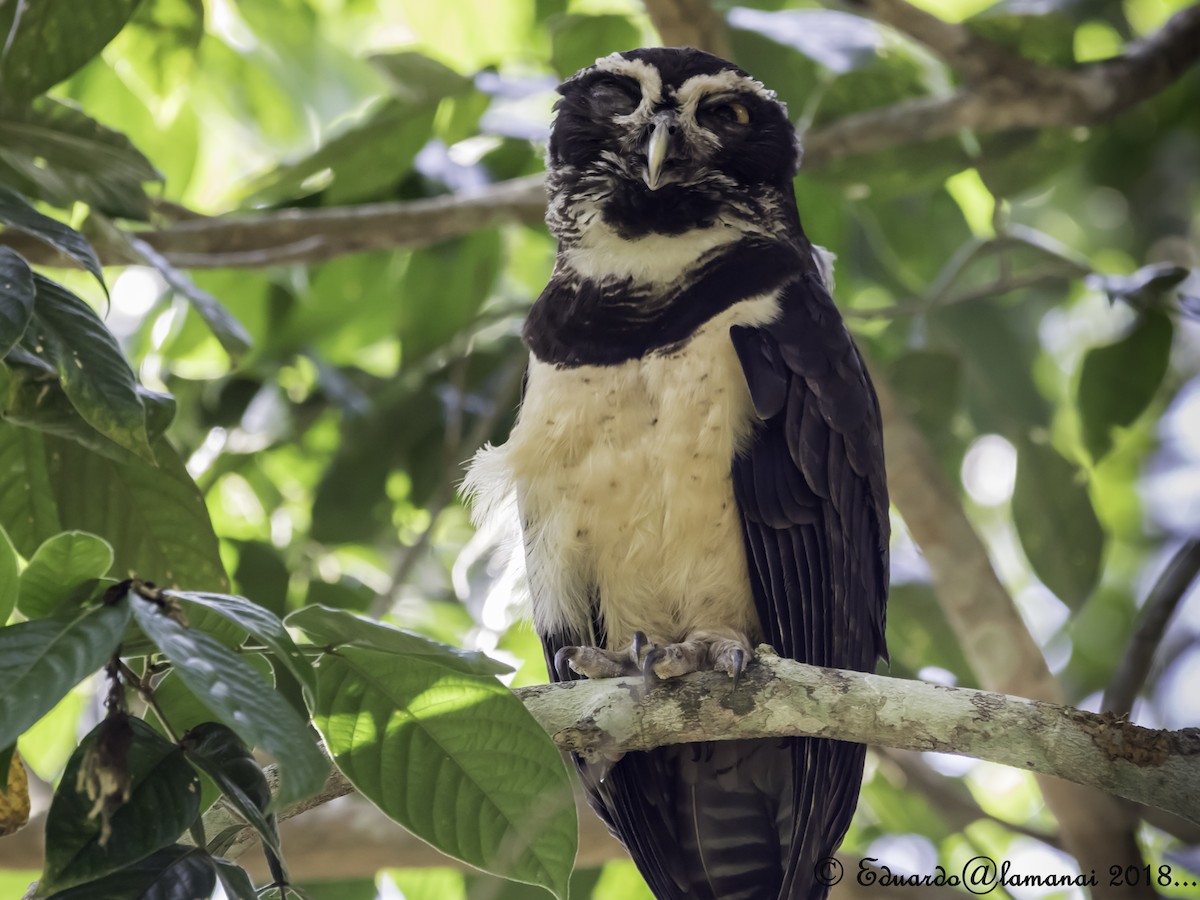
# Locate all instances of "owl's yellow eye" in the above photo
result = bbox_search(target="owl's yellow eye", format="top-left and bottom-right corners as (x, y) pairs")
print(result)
(725, 102), (751, 125)
(702, 99), (752, 127)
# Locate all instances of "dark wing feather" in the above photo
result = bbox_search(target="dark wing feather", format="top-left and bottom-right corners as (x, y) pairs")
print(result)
(732, 272), (889, 899)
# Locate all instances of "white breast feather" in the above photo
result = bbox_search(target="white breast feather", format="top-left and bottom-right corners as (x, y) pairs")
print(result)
(464, 292), (782, 649)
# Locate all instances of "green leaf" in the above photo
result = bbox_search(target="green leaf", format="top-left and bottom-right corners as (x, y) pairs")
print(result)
(246, 97), (438, 206)
(181, 722), (279, 854)
(0, 0), (140, 101)
(0, 246), (34, 356)
(398, 229), (502, 358)
(1011, 438), (1105, 608)
(44, 845), (217, 900)
(0, 601), (129, 750)
(287, 605), (512, 677)
(370, 51), (473, 105)
(313, 647), (575, 899)
(17, 530), (113, 618)
(886, 349), (968, 480)
(549, 14), (641, 79)
(0, 422), (62, 556)
(0, 97), (159, 218)
(43, 716), (202, 892)
(132, 594), (329, 808)
(1078, 310), (1173, 461)
(213, 859), (258, 900)
(45, 434), (228, 591)
(0, 186), (103, 286)
(727, 8), (886, 75)
(966, 0), (1078, 67)
(0, 523), (17, 624)
(168, 590), (316, 700)
(27, 275), (152, 462)
(2, 360), (174, 463)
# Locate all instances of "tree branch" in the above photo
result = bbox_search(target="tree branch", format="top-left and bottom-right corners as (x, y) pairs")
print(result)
(1103, 539), (1200, 717)
(2, 8), (1195, 273)
(872, 374), (1155, 898)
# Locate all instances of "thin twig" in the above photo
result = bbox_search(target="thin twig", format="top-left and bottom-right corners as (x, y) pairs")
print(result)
(1103, 539), (1200, 717)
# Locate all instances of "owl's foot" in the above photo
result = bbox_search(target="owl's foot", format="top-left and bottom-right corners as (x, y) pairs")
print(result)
(641, 629), (753, 689)
(553, 631), (653, 680)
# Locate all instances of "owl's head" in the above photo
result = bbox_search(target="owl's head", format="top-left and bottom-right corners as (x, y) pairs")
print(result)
(546, 48), (800, 243)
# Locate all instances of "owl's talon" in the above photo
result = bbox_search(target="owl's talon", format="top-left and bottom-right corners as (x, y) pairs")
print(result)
(632, 631), (651, 663)
(729, 649), (746, 690)
(554, 647), (576, 681)
(641, 647), (665, 688)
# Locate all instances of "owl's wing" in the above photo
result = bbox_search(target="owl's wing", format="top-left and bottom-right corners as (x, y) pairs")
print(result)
(730, 271), (890, 896)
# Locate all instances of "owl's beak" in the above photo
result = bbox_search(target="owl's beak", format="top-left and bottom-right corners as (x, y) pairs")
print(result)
(643, 112), (678, 191)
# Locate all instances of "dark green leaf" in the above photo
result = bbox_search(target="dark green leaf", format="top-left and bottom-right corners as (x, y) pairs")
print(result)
(1011, 438), (1105, 608)
(0, 422), (62, 556)
(886, 349), (968, 480)
(213, 859), (258, 900)
(45, 434), (228, 592)
(43, 845), (218, 900)
(313, 647), (576, 900)
(0, 97), (159, 218)
(0, 522), (17, 624)
(16, 530), (113, 618)
(1078, 310), (1173, 461)
(287, 605), (512, 676)
(132, 594), (329, 807)
(232, 541), (290, 619)
(167, 590), (316, 699)
(0, 246), (34, 356)
(549, 14), (641, 79)
(0, 186), (103, 286)
(27, 275), (152, 462)
(0, 0), (140, 101)
(43, 717), (201, 892)
(0, 601), (129, 750)
(302, 576), (375, 614)
(181, 722), (279, 854)
(885, 581), (979, 689)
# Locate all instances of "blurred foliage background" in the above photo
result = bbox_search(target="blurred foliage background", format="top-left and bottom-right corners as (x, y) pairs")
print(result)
(1, 0), (1198, 897)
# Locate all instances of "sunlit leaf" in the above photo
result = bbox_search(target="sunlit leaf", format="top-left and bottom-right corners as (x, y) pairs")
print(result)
(0, 522), (18, 624)
(16, 530), (113, 618)
(313, 647), (575, 899)
(287, 605), (512, 676)
(1077, 309), (1173, 461)
(42, 716), (201, 892)
(0, 601), (129, 751)
(1011, 438), (1104, 608)
(44, 435), (227, 591)
(132, 594), (329, 808)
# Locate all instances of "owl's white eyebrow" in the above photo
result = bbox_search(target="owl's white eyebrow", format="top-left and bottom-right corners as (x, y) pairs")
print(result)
(593, 53), (663, 106)
(675, 70), (775, 108)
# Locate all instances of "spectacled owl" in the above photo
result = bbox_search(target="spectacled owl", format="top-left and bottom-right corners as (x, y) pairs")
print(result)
(467, 46), (889, 900)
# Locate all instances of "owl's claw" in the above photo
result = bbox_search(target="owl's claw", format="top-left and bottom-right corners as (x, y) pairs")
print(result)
(553, 647), (575, 681)
(641, 646), (665, 688)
